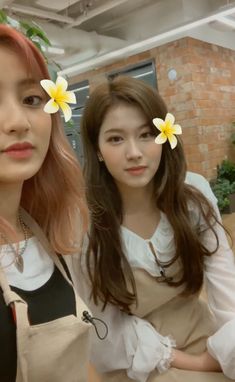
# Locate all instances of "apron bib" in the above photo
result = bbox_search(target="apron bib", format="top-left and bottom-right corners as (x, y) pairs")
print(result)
(101, 257), (232, 381)
(0, 210), (91, 382)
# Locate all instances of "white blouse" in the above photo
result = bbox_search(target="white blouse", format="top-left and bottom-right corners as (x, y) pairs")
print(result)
(0, 237), (54, 290)
(78, 172), (235, 382)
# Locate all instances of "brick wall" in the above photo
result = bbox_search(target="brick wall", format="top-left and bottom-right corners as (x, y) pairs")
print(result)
(71, 37), (235, 180)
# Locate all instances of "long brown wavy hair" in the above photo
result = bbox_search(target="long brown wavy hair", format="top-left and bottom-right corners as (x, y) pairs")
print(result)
(81, 76), (220, 313)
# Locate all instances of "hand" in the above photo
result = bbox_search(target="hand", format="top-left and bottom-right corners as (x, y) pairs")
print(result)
(88, 363), (102, 382)
(171, 349), (221, 372)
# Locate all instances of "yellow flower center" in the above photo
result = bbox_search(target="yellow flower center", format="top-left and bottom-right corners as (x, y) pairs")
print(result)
(162, 121), (173, 136)
(51, 85), (65, 102)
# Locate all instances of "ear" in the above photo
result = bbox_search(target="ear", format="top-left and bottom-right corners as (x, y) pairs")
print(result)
(97, 152), (104, 162)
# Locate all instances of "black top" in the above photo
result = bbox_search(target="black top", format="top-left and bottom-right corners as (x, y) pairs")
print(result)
(0, 265), (76, 382)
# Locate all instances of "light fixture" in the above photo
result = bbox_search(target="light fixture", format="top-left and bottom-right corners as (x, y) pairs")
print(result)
(168, 69), (177, 81)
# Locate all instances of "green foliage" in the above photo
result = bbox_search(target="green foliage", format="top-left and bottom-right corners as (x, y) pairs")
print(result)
(232, 133), (235, 145)
(231, 122), (235, 146)
(211, 159), (235, 212)
(0, 10), (8, 23)
(211, 178), (230, 211)
(217, 159), (235, 183)
(0, 10), (51, 54)
(0, 10), (60, 83)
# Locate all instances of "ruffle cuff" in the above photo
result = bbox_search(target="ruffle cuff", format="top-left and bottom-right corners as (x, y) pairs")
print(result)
(125, 318), (176, 381)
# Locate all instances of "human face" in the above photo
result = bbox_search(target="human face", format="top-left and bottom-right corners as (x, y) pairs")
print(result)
(0, 47), (52, 185)
(98, 103), (162, 193)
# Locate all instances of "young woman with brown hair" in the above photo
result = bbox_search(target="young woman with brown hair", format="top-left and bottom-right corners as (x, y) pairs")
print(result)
(80, 75), (235, 381)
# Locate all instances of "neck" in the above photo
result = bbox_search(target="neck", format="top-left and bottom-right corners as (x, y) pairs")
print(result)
(119, 183), (156, 216)
(0, 183), (23, 229)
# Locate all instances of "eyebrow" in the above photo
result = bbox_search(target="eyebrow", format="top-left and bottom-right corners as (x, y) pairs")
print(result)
(18, 78), (40, 88)
(0, 78), (40, 89)
(104, 123), (149, 134)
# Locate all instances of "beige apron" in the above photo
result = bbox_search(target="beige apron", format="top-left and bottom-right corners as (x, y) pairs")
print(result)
(101, 257), (233, 381)
(0, 210), (91, 382)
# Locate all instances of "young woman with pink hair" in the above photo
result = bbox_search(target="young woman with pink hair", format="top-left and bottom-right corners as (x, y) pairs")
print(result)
(0, 24), (99, 382)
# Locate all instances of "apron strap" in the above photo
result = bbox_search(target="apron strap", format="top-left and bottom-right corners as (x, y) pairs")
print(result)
(14, 300), (30, 382)
(0, 260), (29, 381)
(0, 265), (25, 305)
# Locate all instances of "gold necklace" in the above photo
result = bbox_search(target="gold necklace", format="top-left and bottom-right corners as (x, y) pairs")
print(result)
(0, 213), (28, 273)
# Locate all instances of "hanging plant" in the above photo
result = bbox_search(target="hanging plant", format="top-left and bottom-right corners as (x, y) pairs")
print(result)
(0, 10), (51, 53)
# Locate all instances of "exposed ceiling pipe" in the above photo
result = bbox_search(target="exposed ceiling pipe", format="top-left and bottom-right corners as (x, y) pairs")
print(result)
(38, 21), (127, 66)
(66, 0), (129, 29)
(35, 0), (80, 12)
(59, 4), (235, 77)
(4, 3), (74, 23)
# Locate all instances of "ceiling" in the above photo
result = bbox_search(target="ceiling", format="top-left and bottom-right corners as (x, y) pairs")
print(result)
(1, 0), (235, 77)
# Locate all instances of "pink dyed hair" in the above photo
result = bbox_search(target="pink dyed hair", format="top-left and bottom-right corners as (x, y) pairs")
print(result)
(0, 25), (88, 255)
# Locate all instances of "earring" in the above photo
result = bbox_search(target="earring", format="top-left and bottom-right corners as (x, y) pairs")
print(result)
(97, 153), (103, 162)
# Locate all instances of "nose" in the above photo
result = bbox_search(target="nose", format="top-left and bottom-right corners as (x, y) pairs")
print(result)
(125, 139), (143, 160)
(2, 99), (31, 135)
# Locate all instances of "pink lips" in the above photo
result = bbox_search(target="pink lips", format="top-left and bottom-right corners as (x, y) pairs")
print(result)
(125, 166), (147, 175)
(3, 142), (34, 159)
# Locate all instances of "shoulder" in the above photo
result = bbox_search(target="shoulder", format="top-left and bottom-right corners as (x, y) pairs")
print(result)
(185, 171), (217, 205)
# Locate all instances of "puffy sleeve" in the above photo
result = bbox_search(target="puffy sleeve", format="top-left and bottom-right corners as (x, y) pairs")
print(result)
(188, 172), (235, 379)
(67, 242), (175, 382)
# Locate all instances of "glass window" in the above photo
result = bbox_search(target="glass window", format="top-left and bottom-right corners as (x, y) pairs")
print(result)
(64, 80), (89, 163)
(108, 60), (157, 88)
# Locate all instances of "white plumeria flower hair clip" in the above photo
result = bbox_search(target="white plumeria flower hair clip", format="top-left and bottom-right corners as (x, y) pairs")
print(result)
(40, 76), (76, 122)
(152, 113), (182, 149)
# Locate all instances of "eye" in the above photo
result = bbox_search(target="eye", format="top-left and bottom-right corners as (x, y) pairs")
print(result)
(140, 131), (155, 139)
(107, 136), (123, 144)
(23, 95), (43, 107)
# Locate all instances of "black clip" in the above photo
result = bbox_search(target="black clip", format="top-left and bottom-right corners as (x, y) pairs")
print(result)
(157, 267), (173, 283)
(82, 311), (108, 340)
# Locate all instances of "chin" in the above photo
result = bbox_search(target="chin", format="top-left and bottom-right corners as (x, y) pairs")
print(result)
(3, 167), (41, 183)
(125, 180), (151, 188)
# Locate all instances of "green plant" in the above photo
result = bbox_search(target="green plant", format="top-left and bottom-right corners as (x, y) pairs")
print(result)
(210, 178), (231, 212)
(210, 159), (235, 212)
(0, 9), (61, 79)
(231, 122), (235, 147)
(0, 10), (51, 54)
(217, 159), (235, 183)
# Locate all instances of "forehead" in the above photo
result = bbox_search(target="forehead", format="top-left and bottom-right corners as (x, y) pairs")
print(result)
(0, 46), (44, 85)
(101, 103), (147, 132)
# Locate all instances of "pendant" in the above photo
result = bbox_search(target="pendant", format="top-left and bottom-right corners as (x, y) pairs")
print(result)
(15, 255), (24, 273)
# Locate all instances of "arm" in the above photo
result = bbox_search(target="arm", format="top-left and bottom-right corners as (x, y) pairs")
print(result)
(172, 349), (221, 372)
(85, 297), (175, 382)
(196, 177), (235, 378)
